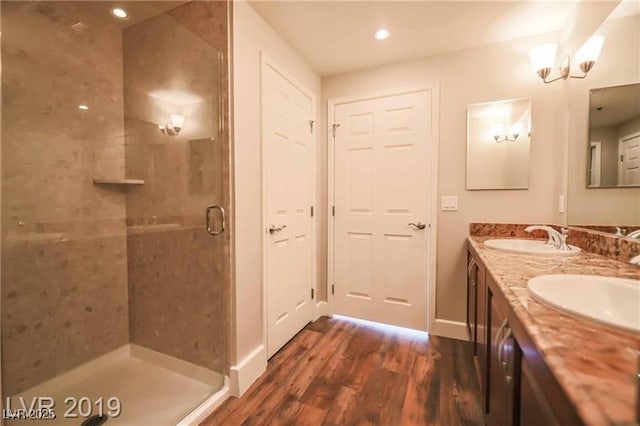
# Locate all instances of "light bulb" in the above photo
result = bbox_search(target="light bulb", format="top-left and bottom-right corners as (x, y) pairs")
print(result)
(529, 44), (557, 72)
(111, 8), (128, 19)
(374, 29), (390, 40)
(170, 114), (185, 129)
(510, 123), (523, 139)
(575, 36), (605, 64)
(491, 123), (505, 139)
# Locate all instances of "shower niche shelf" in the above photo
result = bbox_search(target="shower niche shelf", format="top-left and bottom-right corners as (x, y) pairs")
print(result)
(93, 178), (145, 186)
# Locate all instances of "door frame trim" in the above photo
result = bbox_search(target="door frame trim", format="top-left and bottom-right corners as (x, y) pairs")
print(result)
(326, 83), (440, 332)
(589, 141), (602, 187)
(260, 52), (317, 356)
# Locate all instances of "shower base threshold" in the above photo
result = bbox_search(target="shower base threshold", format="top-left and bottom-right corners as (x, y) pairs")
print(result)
(8, 344), (224, 426)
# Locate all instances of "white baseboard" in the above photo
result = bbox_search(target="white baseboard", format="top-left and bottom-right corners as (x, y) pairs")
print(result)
(430, 319), (469, 341)
(229, 344), (267, 397)
(176, 376), (230, 426)
(313, 301), (329, 320)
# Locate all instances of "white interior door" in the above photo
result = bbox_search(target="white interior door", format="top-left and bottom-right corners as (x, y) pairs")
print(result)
(332, 88), (433, 330)
(263, 61), (314, 358)
(619, 134), (640, 186)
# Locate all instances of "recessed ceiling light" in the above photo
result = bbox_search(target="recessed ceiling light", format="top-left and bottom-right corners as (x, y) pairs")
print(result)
(78, 104), (89, 110)
(111, 8), (128, 19)
(374, 29), (390, 40)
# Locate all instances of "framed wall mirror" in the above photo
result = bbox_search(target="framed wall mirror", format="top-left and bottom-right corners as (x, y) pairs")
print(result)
(587, 82), (640, 188)
(466, 98), (531, 190)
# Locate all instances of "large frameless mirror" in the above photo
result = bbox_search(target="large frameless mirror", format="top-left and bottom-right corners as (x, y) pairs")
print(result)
(587, 82), (640, 188)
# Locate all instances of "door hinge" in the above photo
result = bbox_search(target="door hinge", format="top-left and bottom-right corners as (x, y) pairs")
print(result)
(309, 120), (315, 134)
(331, 123), (341, 138)
(621, 155), (624, 162)
(332, 206), (335, 217)
(310, 206), (314, 217)
(331, 284), (335, 295)
(311, 288), (315, 299)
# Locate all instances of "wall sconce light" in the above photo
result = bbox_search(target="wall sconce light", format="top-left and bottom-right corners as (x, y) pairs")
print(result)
(491, 123), (522, 143)
(158, 114), (185, 136)
(530, 36), (605, 84)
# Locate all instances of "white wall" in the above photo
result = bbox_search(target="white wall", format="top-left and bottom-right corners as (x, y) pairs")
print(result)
(231, 0), (321, 369)
(322, 34), (568, 323)
(230, 0), (627, 363)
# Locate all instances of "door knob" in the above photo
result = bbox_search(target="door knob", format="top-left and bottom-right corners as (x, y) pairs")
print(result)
(206, 205), (225, 236)
(269, 225), (287, 234)
(409, 221), (427, 230)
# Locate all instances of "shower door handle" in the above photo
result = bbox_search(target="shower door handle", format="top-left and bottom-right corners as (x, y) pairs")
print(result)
(206, 205), (225, 236)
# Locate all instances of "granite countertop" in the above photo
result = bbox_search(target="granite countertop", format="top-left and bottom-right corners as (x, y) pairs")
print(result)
(467, 236), (640, 426)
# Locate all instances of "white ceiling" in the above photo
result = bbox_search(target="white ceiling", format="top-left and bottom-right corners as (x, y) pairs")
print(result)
(249, 1), (582, 76)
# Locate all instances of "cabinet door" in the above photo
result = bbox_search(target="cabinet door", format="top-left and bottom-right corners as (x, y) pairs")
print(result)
(466, 252), (477, 348)
(520, 356), (559, 426)
(476, 261), (487, 402)
(487, 286), (517, 424)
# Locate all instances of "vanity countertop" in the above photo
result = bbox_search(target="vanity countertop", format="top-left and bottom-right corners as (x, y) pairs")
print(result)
(467, 236), (640, 426)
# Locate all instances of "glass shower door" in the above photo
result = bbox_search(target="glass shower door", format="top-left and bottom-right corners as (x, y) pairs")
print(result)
(1, 2), (229, 424)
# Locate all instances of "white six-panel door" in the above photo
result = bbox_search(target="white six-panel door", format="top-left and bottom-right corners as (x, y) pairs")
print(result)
(332, 88), (433, 330)
(263, 61), (314, 358)
(619, 134), (640, 186)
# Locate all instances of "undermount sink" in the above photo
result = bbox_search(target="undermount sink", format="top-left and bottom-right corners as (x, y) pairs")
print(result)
(484, 239), (581, 256)
(528, 274), (640, 333)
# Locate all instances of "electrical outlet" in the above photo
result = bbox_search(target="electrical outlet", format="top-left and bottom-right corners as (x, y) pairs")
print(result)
(441, 196), (458, 211)
(558, 195), (566, 214)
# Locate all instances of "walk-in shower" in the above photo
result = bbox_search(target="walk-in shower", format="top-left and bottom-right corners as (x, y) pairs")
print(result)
(1, 1), (231, 424)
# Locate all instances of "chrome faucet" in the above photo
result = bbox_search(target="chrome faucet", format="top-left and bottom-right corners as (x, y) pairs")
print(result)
(524, 225), (568, 250)
(626, 230), (640, 239)
(615, 226), (627, 236)
(631, 255), (640, 266)
(558, 228), (572, 251)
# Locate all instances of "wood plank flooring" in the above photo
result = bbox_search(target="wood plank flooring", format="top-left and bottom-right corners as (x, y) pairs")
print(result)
(202, 316), (483, 426)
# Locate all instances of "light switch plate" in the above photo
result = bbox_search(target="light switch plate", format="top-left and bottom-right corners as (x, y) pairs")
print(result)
(441, 196), (458, 211)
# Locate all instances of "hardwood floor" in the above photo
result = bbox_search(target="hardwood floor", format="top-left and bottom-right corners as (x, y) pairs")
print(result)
(202, 316), (483, 426)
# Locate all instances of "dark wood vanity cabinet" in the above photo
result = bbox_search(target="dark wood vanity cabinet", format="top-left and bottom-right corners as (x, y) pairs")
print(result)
(519, 355), (559, 426)
(466, 250), (488, 405)
(466, 254), (477, 344)
(487, 282), (518, 425)
(466, 247), (580, 426)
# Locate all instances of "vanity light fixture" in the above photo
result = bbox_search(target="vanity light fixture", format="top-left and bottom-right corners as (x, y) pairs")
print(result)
(530, 36), (605, 84)
(374, 29), (390, 40)
(158, 114), (185, 136)
(78, 104), (89, 110)
(111, 8), (128, 19)
(491, 122), (521, 143)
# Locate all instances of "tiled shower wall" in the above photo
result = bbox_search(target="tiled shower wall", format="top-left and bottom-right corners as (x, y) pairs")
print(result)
(1, 1), (230, 395)
(1, 2), (129, 394)
(123, 1), (229, 373)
